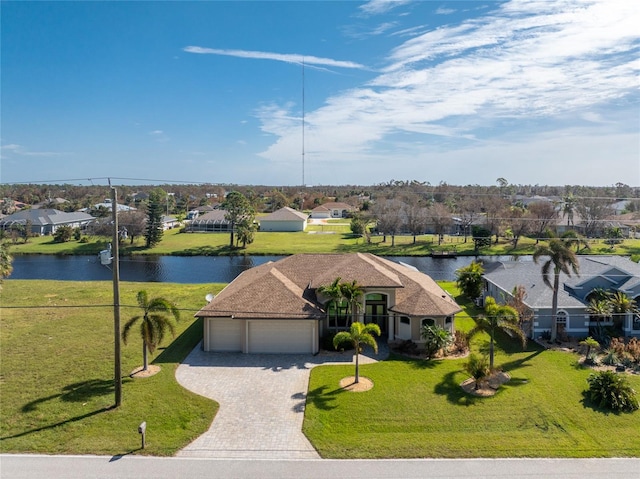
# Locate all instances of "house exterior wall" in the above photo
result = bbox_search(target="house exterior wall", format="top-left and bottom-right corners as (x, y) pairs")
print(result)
(259, 219), (306, 232)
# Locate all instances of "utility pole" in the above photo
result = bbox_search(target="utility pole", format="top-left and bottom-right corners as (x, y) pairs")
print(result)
(110, 184), (122, 407)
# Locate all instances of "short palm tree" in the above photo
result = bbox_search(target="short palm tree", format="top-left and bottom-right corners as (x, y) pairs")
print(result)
(469, 296), (525, 369)
(333, 322), (381, 384)
(122, 290), (180, 372)
(608, 291), (638, 328)
(317, 277), (344, 324)
(533, 237), (579, 343)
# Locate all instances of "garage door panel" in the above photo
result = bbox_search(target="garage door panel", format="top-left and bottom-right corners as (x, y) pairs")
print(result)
(208, 318), (242, 352)
(248, 320), (314, 354)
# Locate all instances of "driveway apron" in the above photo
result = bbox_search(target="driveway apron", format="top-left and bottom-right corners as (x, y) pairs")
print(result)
(175, 341), (387, 459)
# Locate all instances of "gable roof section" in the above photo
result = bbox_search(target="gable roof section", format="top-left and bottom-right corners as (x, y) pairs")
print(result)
(260, 207), (308, 222)
(482, 256), (640, 308)
(196, 260), (324, 320)
(196, 253), (461, 321)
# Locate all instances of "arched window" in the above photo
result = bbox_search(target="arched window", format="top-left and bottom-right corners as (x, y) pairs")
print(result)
(421, 318), (435, 328)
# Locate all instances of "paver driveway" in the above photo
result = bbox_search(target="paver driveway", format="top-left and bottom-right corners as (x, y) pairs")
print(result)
(175, 342), (387, 459)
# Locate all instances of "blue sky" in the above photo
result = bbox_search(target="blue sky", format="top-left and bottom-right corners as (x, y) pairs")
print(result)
(1, 0), (638, 187)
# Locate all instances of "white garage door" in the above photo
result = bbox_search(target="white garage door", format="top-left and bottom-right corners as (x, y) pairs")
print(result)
(248, 320), (315, 354)
(207, 318), (242, 352)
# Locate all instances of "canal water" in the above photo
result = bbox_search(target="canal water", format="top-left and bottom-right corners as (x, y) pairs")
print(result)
(10, 254), (531, 283)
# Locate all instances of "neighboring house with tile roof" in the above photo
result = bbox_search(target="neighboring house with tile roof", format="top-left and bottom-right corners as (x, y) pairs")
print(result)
(196, 253), (461, 354)
(482, 255), (640, 339)
(309, 202), (355, 219)
(259, 207), (308, 232)
(0, 209), (95, 235)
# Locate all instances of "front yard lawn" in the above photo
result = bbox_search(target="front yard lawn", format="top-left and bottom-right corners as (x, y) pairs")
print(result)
(304, 349), (640, 458)
(303, 284), (640, 459)
(0, 280), (223, 456)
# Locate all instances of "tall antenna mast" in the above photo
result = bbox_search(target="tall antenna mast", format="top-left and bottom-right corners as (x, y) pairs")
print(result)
(301, 57), (305, 187)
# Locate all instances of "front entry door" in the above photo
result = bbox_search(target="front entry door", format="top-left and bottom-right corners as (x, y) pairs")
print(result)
(365, 301), (387, 334)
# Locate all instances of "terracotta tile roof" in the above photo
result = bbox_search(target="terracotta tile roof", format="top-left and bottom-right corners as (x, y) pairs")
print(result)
(195, 253), (461, 320)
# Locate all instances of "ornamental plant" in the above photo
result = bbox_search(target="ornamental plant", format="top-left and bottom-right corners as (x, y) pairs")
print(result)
(586, 370), (639, 412)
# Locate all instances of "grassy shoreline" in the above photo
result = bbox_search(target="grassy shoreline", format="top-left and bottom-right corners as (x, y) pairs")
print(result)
(8, 227), (640, 258)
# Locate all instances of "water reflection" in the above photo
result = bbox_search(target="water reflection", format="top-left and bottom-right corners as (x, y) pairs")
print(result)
(11, 254), (530, 283)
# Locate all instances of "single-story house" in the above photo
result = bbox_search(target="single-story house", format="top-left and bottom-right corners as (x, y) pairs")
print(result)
(161, 215), (180, 230)
(196, 253), (461, 354)
(309, 202), (355, 219)
(185, 210), (231, 232)
(259, 207), (308, 232)
(0, 209), (95, 235)
(482, 255), (640, 339)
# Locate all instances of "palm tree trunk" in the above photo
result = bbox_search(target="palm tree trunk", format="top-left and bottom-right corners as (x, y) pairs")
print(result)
(489, 336), (495, 370)
(143, 343), (149, 371)
(551, 271), (560, 343)
(354, 348), (360, 384)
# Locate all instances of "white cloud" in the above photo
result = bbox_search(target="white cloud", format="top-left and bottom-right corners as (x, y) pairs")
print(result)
(183, 46), (365, 70)
(254, 0), (640, 185)
(359, 0), (412, 15)
(1, 143), (66, 157)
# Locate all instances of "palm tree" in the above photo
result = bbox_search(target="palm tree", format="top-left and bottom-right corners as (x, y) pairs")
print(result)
(469, 296), (525, 369)
(122, 290), (180, 372)
(560, 230), (590, 254)
(333, 322), (381, 384)
(608, 291), (638, 329)
(340, 279), (364, 325)
(455, 260), (484, 301)
(533, 237), (579, 343)
(579, 337), (600, 365)
(317, 277), (344, 326)
(562, 194), (576, 226)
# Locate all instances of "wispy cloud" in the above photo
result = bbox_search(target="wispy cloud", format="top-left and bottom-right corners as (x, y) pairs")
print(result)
(183, 46), (365, 70)
(149, 130), (169, 142)
(255, 0), (640, 185)
(359, 0), (412, 16)
(1, 143), (66, 157)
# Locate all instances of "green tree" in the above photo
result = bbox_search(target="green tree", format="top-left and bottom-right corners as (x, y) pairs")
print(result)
(533, 237), (579, 342)
(53, 225), (73, 243)
(317, 277), (345, 326)
(469, 296), (525, 369)
(122, 290), (180, 372)
(350, 213), (367, 236)
(235, 217), (257, 248)
(455, 260), (484, 300)
(471, 226), (491, 252)
(340, 279), (364, 325)
(579, 337), (600, 365)
(144, 190), (165, 248)
(608, 291), (638, 329)
(222, 191), (255, 248)
(333, 322), (381, 384)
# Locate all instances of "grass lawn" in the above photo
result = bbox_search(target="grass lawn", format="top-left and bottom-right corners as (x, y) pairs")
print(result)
(9, 227), (640, 258)
(303, 285), (640, 459)
(0, 280), (224, 456)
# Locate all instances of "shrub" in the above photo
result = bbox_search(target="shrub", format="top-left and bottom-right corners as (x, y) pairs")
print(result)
(465, 353), (490, 390)
(600, 349), (619, 366)
(321, 332), (353, 351)
(627, 338), (640, 364)
(421, 324), (453, 358)
(451, 330), (470, 355)
(609, 337), (627, 358)
(586, 370), (639, 412)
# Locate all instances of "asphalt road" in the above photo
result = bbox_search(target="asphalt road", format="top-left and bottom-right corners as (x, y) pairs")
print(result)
(2, 455), (639, 479)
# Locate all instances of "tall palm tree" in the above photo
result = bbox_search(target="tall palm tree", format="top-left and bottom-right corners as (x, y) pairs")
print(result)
(333, 322), (381, 384)
(560, 230), (590, 254)
(562, 194), (576, 226)
(533, 237), (579, 343)
(340, 279), (364, 325)
(469, 296), (525, 369)
(122, 290), (180, 372)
